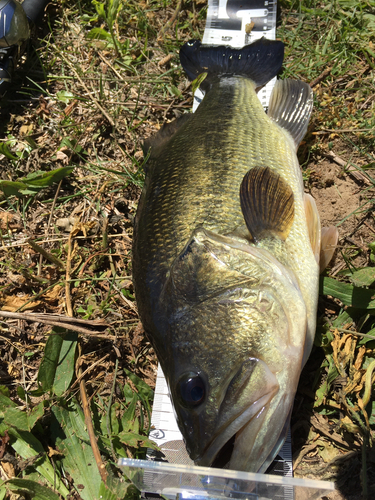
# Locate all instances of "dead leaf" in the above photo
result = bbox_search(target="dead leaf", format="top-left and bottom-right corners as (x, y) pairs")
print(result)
(2, 295), (40, 312)
(47, 446), (61, 458)
(344, 369), (365, 394)
(340, 415), (361, 434)
(8, 363), (20, 377)
(318, 439), (341, 463)
(0, 212), (22, 231)
(56, 217), (76, 232)
(43, 284), (63, 304)
(56, 150), (69, 163)
(332, 330), (356, 377)
(1, 460), (15, 478)
(354, 345), (366, 370)
(19, 123), (33, 135)
(0, 430), (9, 459)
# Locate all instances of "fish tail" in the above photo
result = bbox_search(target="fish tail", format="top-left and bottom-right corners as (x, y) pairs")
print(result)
(179, 38), (284, 88)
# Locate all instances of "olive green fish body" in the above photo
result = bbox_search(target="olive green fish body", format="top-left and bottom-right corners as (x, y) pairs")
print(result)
(133, 39), (319, 473)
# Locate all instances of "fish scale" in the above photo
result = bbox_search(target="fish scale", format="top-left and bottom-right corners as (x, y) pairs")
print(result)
(136, 76), (317, 341)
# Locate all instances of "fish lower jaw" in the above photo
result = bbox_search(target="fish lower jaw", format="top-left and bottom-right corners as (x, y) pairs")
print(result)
(194, 393), (274, 471)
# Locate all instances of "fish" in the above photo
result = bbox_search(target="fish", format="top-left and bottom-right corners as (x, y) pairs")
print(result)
(132, 38), (338, 473)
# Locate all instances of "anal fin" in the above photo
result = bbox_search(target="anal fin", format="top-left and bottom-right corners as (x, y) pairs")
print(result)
(304, 194), (338, 272)
(142, 114), (191, 159)
(320, 226), (339, 272)
(240, 167), (294, 243)
(304, 193), (321, 264)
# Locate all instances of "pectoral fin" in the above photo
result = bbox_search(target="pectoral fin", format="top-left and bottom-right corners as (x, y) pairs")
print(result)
(240, 166), (294, 242)
(320, 226), (339, 272)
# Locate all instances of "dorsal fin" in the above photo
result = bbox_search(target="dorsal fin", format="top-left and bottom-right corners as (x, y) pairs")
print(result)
(142, 114), (191, 160)
(268, 79), (313, 148)
(240, 167), (294, 243)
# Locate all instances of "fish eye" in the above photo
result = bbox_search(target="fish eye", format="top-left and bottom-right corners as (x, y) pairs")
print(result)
(177, 372), (206, 408)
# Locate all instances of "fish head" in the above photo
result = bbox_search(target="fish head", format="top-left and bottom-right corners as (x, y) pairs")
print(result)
(156, 228), (307, 472)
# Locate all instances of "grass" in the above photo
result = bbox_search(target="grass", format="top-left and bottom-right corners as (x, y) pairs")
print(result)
(0, 0), (374, 498)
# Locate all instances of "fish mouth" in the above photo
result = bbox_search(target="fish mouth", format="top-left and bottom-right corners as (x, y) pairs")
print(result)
(195, 392), (274, 470)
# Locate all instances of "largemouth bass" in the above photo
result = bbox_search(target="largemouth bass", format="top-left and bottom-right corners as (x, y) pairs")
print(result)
(133, 38), (337, 473)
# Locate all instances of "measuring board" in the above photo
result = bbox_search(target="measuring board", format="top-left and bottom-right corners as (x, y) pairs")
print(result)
(193, 0), (278, 111)
(146, 1), (294, 497)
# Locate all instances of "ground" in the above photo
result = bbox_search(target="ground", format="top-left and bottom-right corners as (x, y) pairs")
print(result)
(0, 1), (374, 499)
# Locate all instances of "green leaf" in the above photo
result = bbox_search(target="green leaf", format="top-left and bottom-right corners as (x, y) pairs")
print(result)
(4, 407), (29, 431)
(8, 428), (69, 497)
(17, 386), (26, 401)
(320, 276), (375, 309)
(0, 180), (28, 197)
(349, 267), (375, 287)
(121, 393), (137, 432)
(118, 431), (158, 449)
(51, 401), (101, 500)
(0, 142), (17, 160)
(38, 329), (77, 396)
(87, 27), (111, 40)
(123, 383), (135, 404)
(124, 368), (154, 402)
(56, 90), (75, 103)
(28, 401), (45, 429)
(21, 167), (74, 188)
(0, 393), (17, 412)
(98, 473), (135, 500)
(53, 332), (78, 397)
(38, 332), (63, 393)
(0, 386), (11, 398)
(192, 72), (207, 93)
(314, 355), (340, 407)
(1, 478), (61, 500)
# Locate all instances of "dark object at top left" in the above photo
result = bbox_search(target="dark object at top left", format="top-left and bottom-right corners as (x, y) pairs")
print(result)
(0, 0), (49, 91)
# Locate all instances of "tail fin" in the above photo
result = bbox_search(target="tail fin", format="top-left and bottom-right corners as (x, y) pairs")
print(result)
(179, 38), (284, 88)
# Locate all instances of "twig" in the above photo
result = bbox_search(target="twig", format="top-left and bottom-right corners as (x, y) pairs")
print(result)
(0, 310), (108, 336)
(310, 67), (332, 87)
(157, 0), (183, 40)
(28, 238), (65, 269)
(97, 51), (125, 81)
(77, 354), (108, 483)
(331, 327), (375, 341)
(310, 414), (356, 449)
(59, 51), (115, 127)
(106, 358), (119, 464)
(69, 353), (110, 392)
(38, 179), (63, 276)
(65, 231), (74, 317)
(293, 439), (325, 470)
(314, 128), (374, 134)
(363, 221), (375, 235)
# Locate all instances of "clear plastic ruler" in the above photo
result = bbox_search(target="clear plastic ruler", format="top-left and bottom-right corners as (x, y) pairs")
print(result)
(193, 0), (278, 111)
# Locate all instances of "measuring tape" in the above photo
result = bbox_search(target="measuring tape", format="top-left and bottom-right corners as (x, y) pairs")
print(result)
(193, 0), (278, 111)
